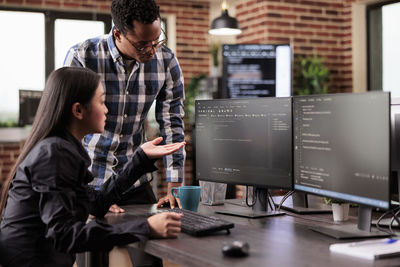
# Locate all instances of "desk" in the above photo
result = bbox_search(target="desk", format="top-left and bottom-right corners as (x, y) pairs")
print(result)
(105, 203), (397, 267)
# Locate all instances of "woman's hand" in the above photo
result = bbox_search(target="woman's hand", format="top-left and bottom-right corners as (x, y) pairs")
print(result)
(141, 137), (185, 159)
(147, 212), (183, 238)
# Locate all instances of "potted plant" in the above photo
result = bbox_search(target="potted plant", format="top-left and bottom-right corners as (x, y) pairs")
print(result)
(294, 55), (330, 95)
(323, 197), (350, 222)
(209, 43), (220, 77)
(184, 73), (207, 126)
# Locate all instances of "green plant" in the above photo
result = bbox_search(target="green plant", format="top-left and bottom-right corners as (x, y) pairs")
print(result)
(294, 55), (330, 95)
(322, 197), (346, 205)
(184, 73), (207, 124)
(323, 197), (357, 207)
(209, 43), (219, 67)
(0, 120), (18, 128)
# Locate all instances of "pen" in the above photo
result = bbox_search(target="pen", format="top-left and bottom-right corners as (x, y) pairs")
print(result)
(348, 238), (398, 247)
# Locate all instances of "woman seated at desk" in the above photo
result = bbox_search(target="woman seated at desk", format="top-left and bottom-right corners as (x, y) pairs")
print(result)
(0, 67), (184, 267)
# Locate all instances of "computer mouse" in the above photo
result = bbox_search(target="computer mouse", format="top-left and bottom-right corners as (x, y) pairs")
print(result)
(222, 240), (249, 257)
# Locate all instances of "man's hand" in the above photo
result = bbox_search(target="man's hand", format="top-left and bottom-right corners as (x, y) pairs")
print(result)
(157, 182), (182, 209)
(108, 204), (125, 213)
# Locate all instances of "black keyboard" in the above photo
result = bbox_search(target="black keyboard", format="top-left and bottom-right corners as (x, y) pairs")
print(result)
(157, 208), (234, 236)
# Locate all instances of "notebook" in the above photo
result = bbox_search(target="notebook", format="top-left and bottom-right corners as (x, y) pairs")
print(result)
(329, 238), (400, 260)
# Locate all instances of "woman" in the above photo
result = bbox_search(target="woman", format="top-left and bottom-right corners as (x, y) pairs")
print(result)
(0, 67), (184, 267)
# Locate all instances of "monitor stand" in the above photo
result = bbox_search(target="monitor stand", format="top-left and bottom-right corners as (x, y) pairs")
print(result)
(224, 198), (247, 207)
(276, 192), (332, 214)
(215, 187), (285, 218)
(224, 186), (253, 207)
(310, 205), (390, 239)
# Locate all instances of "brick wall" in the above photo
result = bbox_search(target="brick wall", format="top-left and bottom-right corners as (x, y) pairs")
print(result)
(0, 142), (23, 185)
(235, 0), (357, 93)
(158, 0), (210, 85)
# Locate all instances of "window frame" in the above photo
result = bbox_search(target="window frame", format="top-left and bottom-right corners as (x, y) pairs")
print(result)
(0, 6), (112, 79)
(366, 0), (400, 91)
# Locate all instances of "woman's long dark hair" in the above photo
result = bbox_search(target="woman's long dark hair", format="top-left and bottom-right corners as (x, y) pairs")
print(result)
(0, 67), (100, 220)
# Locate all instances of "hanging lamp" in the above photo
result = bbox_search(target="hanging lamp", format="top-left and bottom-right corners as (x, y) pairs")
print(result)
(209, 0), (242, 36)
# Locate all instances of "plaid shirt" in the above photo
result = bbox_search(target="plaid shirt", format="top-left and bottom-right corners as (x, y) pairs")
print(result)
(63, 30), (185, 190)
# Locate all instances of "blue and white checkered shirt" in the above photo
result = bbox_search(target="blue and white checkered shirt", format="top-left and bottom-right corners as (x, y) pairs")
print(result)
(63, 30), (185, 190)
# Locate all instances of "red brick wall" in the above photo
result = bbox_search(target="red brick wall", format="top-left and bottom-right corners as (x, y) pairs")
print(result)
(235, 0), (355, 93)
(158, 0), (210, 85)
(0, 142), (23, 184)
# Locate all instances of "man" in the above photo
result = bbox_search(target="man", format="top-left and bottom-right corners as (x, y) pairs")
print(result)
(64, 0), (185, 212)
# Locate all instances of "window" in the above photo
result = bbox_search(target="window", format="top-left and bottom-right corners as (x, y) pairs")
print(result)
(367, 1), (400, 96)
(55, 19), (105, 69)
(0, 11), (45, 122)
(0, 7), (111, 124)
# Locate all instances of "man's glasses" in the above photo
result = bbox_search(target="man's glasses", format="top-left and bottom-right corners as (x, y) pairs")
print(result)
(124, 28), (168, 55)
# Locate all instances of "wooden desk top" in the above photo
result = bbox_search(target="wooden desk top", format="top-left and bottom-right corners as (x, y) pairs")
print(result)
(104, 203), (397, 267)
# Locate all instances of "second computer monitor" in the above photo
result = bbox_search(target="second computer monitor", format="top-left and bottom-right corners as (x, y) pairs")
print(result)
(293, 92), (390, 209)
(293, 92), (390, 238)
(195, 97), (292, 189)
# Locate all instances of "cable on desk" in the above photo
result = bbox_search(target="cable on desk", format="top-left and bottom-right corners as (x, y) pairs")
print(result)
(387, 209), (400, 235)
(375, 206), (400, 235)
(389, 208), (400, 235)
(267, 191), (275, 211)
(276, 190), (295, 211)
(246, 186), (256, 207)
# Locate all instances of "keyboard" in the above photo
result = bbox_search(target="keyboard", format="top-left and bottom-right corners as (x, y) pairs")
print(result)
(156, 208), (234, 236)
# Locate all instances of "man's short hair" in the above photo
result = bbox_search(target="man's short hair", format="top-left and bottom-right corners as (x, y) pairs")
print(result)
(111, 0), (160, 35)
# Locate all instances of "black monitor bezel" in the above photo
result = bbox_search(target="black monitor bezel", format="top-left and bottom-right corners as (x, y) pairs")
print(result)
(292, 92), (391, 210)
(390, 97), (400, 171)
(389, 97), (400, 201)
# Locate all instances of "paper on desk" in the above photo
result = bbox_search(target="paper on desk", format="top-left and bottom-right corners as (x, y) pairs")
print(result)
(329, 238), (400, 260)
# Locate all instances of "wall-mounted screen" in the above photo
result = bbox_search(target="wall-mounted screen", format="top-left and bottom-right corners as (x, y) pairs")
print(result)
(221, 44), (292, 98)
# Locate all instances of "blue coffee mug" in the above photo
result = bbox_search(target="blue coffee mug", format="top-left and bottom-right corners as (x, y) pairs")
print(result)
(171, 186), (201, 212)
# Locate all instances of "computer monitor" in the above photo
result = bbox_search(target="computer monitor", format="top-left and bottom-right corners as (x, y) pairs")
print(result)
(373, 97), (400, 227)
(391, 98), (400, 184)
(221, 44), (292, 98)
(19, 89), (42, 126)
(195, 97), (292, 217)
(293, 92), (391, 239)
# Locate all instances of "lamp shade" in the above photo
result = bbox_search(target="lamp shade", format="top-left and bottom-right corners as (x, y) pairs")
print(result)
(209, 9), (242, 36)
